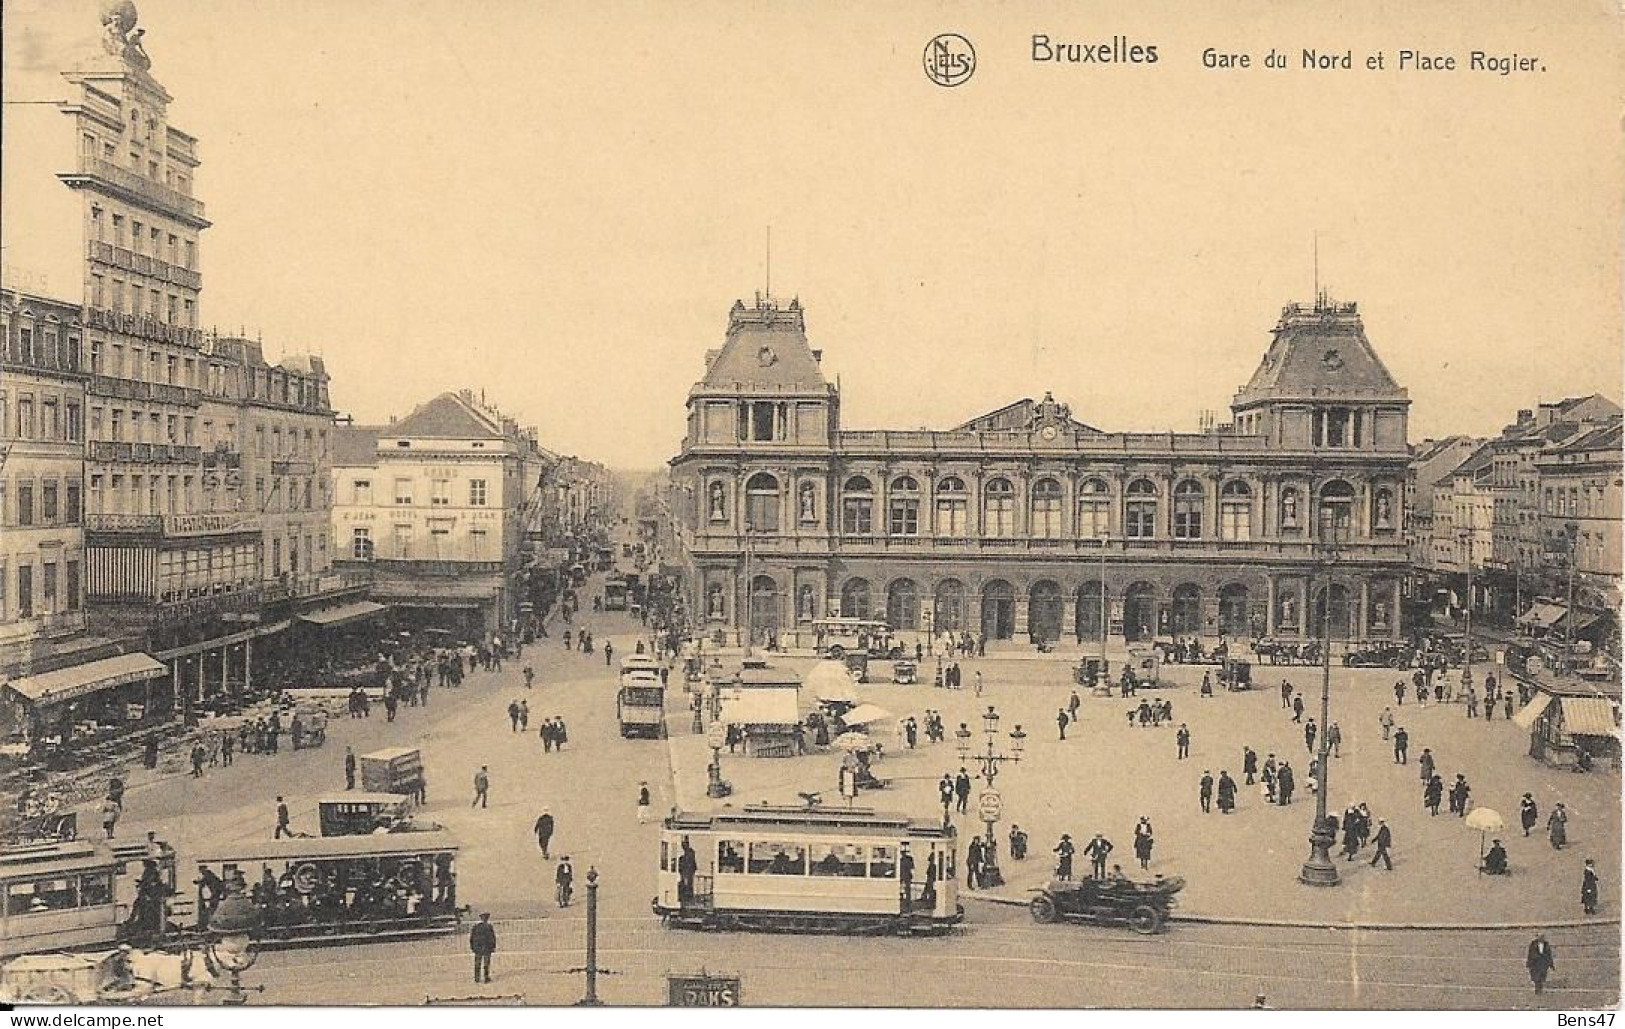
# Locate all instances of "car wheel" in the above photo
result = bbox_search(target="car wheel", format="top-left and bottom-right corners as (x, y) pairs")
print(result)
(1029, 894), (1058, 924)
(1130, 904), (1161, 934)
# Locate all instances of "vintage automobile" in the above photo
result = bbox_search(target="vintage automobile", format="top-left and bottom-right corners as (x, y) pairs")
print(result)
(1343, 642), (1415, 668)
(891, 660), (918, 685)
(1028, 874), (1184, 934)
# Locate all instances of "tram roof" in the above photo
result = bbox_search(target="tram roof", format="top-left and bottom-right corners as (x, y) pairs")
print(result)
(196, 828), (460, 865)
(0, 839), (119, 880)
(667, 805), (953, 836)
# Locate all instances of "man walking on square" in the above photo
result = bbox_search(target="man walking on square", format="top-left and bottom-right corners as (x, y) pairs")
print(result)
(954, 768), (972, 815)
(470, 913), (497, 983)
(1198, 770), (1214, 813)
(1370, 819), (1393, 870)
(1392, 726), (1409, 764)
(344, 746), (357, 790)
(472, 766), (490, 809)
(1176, 723), (1191, 760)
(534, 808), (555, 858)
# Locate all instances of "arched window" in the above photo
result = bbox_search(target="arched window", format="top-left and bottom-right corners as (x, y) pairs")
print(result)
(745, 472), (779, 533)
(1171, 583), (1201, 634)
(1077, 478), (1110, 539)
(1318, 480), (1356, 540)
(1125, 479), (1158, 539)
(886, 579), (920, 629)
(983, 478), (1015, 537)
(889, 475), (920, 536)
(841, 476), (873, 535)
(1218, 583), (1251, 636)
(1173, 480), (1203, 539)
(1220, 480), (1253, 541)
(841, 578), (872, 620)
(1031, 478), (1063, 538)
(935, 476), (967, 537)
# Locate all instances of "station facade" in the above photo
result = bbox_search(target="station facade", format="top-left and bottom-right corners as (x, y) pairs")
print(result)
(669, 293), (1412, 648)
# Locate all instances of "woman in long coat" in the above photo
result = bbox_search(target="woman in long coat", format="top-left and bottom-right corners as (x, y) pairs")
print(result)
(1132, 819), (1155, 869)
(1547, 803), (1569, 849)
(1519, 793), (1539, 837)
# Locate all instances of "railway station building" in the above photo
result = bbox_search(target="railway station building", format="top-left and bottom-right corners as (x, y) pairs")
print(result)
(668, 293), (1412, 650)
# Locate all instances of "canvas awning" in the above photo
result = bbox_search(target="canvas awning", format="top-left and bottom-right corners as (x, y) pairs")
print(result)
(1554, 610), (1602, 634)
(1517, 603), (1566, 629)
(1559, 697), (1619, 737)
(1511, 691), (1553, 730)
(719, 688), (800, 726)
(5, 652), (166, 707)
(842, 704), (894, 726)
(300, 600), (388, 628)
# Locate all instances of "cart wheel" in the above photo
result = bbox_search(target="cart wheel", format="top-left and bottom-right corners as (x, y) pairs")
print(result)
(1029, 894), (1058, 924)
(827, 645), (844, 660)
(1129, 904), (1161, 934)
(20, 984), (76, 1004)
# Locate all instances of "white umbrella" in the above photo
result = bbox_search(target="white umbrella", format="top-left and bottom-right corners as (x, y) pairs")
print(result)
(1464, 806), (1505, 862)
(805, 661), (860, 703)
(843, 703), (894, 727)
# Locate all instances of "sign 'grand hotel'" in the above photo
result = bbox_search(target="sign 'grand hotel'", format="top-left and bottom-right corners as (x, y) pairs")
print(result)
(668, 293), (1411, 649)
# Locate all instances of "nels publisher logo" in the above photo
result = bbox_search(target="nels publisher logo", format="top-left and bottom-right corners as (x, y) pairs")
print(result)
(924, 33), (976, 87)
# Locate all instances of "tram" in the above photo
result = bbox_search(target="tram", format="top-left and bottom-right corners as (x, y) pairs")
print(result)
(652, 805), (961, 935)
(194, 830), (463, 946)
(0, 840), (122, 960)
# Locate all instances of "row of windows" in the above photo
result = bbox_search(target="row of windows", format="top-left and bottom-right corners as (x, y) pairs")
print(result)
(710, 474), (1397, 541)
(1543, 484), (1613, 518)
(350, 523), (491, 560)
(0, 392), (83, 444)
(89, 273), (197, 328)
(711, 840), (904, 879)
(0, 480), (83, 528)
(87, 340), (199, 384)
(254, 424), (326, 459)
(1, 318), (82, 374)
(89, 406), (191, 445)
(349, 478), (489, 507)
(0, 558), (83, 623)
(3, 871), (112, 916)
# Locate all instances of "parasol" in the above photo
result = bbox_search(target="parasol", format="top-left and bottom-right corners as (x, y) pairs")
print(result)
(805, 661), (860, 704)
(1464, 806), (1505, 861)
(842, 703), (894, 726)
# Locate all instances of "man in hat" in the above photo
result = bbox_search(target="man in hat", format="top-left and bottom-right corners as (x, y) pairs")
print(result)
(1198, 770), (1214, 813)
(1582, 859), (1600, 915)
(1084, 832), (1113, 879)
(534, 808), (555, 858)
(1370, 819), (1393, 870)
(469, 913), (497, 983)
(1526, 934), (1556, 994)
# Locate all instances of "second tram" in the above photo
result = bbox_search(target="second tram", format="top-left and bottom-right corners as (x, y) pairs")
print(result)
(653, 805), (961, 935)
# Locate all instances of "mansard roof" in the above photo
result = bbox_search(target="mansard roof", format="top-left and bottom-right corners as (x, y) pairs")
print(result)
(1234, 297), (1407, 408)
(697, 295), (830, 392)
(388, 392), (504, 440)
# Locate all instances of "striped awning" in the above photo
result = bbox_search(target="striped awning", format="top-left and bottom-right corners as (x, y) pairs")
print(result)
(1560, 697), (1619, 737)
(1511, 691), (1553, 730)
(300, 600), (388, 627)
(5, 652), (166, 707)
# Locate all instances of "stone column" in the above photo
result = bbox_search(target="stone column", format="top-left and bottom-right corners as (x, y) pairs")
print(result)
(1358, 579), (1371, 641)
(1297, 578), (1310, 642)
(1391, 579), (1403, 641)
(221, 644), (229, 696)
(244, 638), (253, 693)
(1014, 597), (1030, 640)
(1062, 594), (1078, 640)
(1265, 575), (1277, 635)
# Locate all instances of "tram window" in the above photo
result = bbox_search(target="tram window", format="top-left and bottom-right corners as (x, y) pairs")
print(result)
(809, 843), (867, 878)
(6, 877), (79, 914)
(748, 841), (807, 875)
(81, 873), (114, 906)
(660, 841), (670, 871)
(869, 845), (897, 879)
(717, 841), (746, 874)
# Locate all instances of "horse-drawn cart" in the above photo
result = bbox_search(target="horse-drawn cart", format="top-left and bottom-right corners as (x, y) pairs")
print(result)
(1028, 874), (1185, 934)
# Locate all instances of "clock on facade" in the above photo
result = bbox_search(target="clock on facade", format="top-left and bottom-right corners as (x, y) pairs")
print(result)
(756, 346), (777, 367)
(1039, 425), (1059, 441)
(1321, 348), (1345, 370)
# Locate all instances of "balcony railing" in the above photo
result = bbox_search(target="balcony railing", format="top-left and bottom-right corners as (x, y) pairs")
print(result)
(87, 240), (202, 289)
(202, 447), (243, 469)
(87, 374), (202, 407)
(88, 441), (204, 463)
(67, 156), (207, 222)
(362, 559), (508, 577)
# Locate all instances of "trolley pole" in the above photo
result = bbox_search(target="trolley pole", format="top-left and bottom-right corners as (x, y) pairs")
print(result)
(1299, 523), (1341, 888)
(578, 867), (602, 1005)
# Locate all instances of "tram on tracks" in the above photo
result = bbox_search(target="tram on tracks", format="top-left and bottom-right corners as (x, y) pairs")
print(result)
(194, 829), (463, 946)
(652, 805), (962, 935)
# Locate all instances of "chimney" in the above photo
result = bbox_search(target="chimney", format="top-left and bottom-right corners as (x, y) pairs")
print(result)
(1517, 409), (1533, 425)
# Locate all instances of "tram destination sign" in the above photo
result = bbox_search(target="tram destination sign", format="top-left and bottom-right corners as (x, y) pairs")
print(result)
(667, 973), (742, 1007)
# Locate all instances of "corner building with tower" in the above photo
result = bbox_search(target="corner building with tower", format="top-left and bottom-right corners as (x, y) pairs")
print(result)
(668, 294), (1411, 649)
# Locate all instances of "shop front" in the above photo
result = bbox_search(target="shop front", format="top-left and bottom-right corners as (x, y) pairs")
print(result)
(2, 652), (168, 758)
(1513, 676), (1622, 770)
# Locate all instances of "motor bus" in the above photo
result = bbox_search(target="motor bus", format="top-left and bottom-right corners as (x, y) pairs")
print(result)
(652, 804), (961, 935)
(193, 829), (463, 947)
(811, 618), (905, 660)
(604, 577), (629, 612)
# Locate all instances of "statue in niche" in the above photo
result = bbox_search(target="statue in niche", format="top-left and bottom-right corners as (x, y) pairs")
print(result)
(1375, 490), (1393, 530)
(798, 482), (816, 522)
(1280, 594), (1297, 626)
(707, 585), (725, 620)
(1281, 487), (1300, 528)
(1372, 600), (1390, 628)
(797, 585), (816, 622)
(708, 482), (726, 522)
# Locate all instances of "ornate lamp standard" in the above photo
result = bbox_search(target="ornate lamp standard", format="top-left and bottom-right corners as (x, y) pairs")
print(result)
(1299, 520), (1342, 888)
(955, 705), (1026, 888)
(206, 883), (261, 1004)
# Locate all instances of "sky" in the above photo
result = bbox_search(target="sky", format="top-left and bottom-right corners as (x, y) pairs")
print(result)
(4, 0), (1621, 469)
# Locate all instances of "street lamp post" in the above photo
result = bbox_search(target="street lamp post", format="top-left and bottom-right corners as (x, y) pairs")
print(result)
(1299, 524), (1341, 888)
(955, 705), (1026, 889)
(206, 882), (261, 1004)
(577, 867), (603, 1005)
(1460, 524), (1476, 686)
